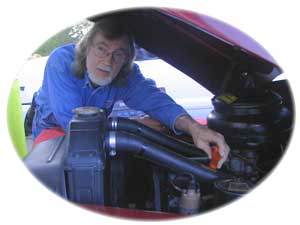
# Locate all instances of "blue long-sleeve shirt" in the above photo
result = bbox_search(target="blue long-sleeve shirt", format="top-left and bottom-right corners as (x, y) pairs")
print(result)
(32, 43), (188, 139)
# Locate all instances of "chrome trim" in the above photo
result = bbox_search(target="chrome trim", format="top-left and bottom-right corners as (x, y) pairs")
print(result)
(47, 136), (65, 163)
(111, 117), (118, 130)
(108, 131), (117, 156)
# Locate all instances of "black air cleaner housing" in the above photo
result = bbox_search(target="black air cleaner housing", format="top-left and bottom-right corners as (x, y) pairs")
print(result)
(207, 90), (292, 150)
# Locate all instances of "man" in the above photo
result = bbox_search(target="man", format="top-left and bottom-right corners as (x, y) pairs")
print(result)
(32, 17), (230, 168)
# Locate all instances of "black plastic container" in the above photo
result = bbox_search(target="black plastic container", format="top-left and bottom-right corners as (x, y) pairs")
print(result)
(65, 107), (107, 204)
(207, 90), (292, 150)
(214, 179), (254, 205)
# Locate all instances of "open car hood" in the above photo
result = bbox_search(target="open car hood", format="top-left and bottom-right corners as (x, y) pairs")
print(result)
(89, 8), (282, 95)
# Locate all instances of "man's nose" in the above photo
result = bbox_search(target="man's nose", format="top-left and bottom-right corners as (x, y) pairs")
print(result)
(102, 52), (113, 65)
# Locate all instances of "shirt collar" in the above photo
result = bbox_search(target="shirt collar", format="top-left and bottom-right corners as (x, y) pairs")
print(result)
(83, 72), (91, 88)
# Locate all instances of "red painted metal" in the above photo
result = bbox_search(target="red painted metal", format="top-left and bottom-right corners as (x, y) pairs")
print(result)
(80, 204), (185, 220)
(162, 8), (280, 69)
(195, 118), (207, 125)
(33, 127), (65, 147)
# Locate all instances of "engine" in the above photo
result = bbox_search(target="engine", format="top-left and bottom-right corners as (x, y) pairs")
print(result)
(24, 86), (293, 216)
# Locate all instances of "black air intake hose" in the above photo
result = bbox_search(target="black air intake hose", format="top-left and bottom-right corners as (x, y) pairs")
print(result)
(107, 117), (207, 158)
(105, 131), (233, 182)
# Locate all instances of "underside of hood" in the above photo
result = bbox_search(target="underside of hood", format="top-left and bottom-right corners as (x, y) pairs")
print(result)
(88, 8), (282, 95)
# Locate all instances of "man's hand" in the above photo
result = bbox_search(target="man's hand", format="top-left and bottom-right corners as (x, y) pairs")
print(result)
(175, 114), (230, 169)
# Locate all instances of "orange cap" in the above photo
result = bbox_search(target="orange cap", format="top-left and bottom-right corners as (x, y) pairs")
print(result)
(209, 146), (222, 170)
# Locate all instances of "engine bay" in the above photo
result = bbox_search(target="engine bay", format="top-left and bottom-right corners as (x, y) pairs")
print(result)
(24, 80), (293, 216)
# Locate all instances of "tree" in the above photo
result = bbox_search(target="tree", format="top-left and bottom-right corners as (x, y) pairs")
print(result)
(34, 21), (92, 56)
(69, 21), (92, 41)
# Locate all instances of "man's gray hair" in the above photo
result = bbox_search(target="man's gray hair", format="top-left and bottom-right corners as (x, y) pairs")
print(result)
(72, 17), (136, 86)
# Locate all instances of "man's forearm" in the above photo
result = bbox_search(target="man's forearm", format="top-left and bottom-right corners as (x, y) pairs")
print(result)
(174, 114), (201, 135)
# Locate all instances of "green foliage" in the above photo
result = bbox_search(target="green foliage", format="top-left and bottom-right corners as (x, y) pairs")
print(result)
(34, 26), (76, 56)
(34, 21), (92, 57)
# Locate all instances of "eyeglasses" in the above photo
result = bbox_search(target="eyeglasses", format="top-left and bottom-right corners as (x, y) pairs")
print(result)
(92, 44), (129, 64)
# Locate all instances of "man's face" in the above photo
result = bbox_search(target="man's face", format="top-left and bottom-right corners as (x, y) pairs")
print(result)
(86, 32), (130, 86)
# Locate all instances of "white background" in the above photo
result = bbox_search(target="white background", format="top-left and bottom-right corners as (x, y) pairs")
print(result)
(0, 0), (299, 224)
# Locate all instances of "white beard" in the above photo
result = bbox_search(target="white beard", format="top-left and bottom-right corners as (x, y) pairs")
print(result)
(88, 72), (114, 86)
